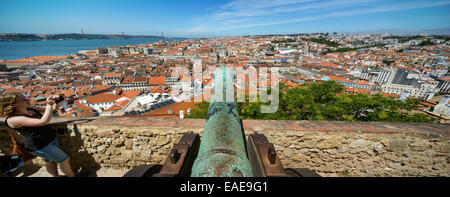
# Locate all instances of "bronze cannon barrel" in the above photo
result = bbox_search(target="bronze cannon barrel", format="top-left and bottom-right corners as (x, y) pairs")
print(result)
(190, 66), (253, 177)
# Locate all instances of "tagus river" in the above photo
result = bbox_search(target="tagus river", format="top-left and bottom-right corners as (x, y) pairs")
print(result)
(0, 38), (184, 60)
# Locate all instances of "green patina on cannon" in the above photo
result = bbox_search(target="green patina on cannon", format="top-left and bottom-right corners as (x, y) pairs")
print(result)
(124, 67), (320, 177)
(191, 67), (252, 177)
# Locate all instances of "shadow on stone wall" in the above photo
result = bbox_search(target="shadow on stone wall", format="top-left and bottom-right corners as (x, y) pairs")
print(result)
(56, 123), (101, 177)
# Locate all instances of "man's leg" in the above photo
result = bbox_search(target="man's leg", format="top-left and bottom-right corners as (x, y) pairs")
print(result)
(46, 162), (59, 177)
(59, 157), (75, 177)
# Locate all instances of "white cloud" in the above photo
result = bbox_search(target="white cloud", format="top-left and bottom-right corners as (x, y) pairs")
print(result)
(186, 0), (450, 33)
(212, 0), (373, 20)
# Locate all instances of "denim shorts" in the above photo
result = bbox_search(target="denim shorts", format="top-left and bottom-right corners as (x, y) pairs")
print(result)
(30, 138), (69, 163)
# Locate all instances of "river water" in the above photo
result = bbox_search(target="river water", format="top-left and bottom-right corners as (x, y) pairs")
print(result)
(0, 38), (185, 60)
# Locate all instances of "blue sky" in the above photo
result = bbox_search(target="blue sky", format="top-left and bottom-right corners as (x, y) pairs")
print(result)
(1, 0), (449, 37)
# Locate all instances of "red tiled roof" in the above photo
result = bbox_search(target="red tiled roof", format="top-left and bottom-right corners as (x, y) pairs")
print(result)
(112, 88), (123, 95)
(103, 104), (123, 112)
(74, 92), (122, 104)
(149, 86), (166, 94)
(420, 101), (436, 107)
(64, 104), (96, 118)
(382, 93), (401, 98)
(2, 56), (67, 64)
(329, 76), (350, 82)
(321, 62), (339, 68)
(3, 87), (28, 93)
(353, 89), (374, 94)
(121, 77), (133, 84)
(148, 76), (165, 85)
(103, 99), (130, 112)
(115, 99), (131, 107)
(104, 73), (122, 78)
(143, 101), (199, 118)
(53, 90), (77, 98)
(133, 77), (148, 83)
(93, 79), (103, 86)
(119, 90), (141, 99)
(345, 87), (375, 94)
(85, 50), (97, 55)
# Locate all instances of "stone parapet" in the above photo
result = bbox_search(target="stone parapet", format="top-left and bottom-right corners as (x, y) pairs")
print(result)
(0, 117), (449, 177)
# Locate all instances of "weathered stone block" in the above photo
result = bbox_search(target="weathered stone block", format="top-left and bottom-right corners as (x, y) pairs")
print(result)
(372, 142), (385, 153)
(96, 145), (106, 154)
(349, 139), (370, 149)
(156, 137), (170, 146)
(438, 144), (450, 153)
(112, 138), (125, 147)
(298, 141), (317, 149)
(279, 137), (292, 147)
(387, 139), (409, 152)
(125, 140), (133, 150)
(140, 130), (153, 137)
(318, 164), (334, 173)
(283, 149), (294, 158)
(317, 138), (341, 149)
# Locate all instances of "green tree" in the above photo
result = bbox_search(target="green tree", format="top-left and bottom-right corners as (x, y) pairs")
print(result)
(187, 81), (435, 123)
(186, 101), (209, 119)
(418, 39), (433, 46)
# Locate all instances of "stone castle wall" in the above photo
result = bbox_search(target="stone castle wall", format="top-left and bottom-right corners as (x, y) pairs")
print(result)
(0, 117), (449, 177)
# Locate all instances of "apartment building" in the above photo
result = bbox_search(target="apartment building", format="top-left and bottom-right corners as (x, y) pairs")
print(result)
(381, 68), (439, 99)
(102, 73), (123, 85)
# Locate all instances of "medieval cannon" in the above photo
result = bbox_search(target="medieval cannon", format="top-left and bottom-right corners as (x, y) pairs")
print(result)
(124, 67), (320, 177)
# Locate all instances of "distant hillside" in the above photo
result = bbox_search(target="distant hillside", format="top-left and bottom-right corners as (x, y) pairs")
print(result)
(0, 33), (162, 41)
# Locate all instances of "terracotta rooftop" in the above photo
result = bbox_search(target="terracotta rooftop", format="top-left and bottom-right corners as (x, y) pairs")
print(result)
(133, 77), (148, 83)
(75, 92), (122, 104)
(149, 86), (166, 94)
(439, 77), (450, 82)
(103, 99), (130, 112)
(119, 90), (141, 99)
(381, 93), (401, 98)
(148, 76), (165, 86)
(329, 76), (350, 82)
(53, 90), (77, 98)
(104, 73), (122, 78)
(91, 86), (112, 93)
(121, 77), (133, 84)
(1, 56), (67, 64)
(64, 104), (96, 118)
(420, 101), (436, 107)
(347, 88), (375, 94)
(143, 101), (199, 118)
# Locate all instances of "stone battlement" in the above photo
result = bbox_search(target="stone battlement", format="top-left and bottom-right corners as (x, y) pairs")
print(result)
(1, 117), (449, 177)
